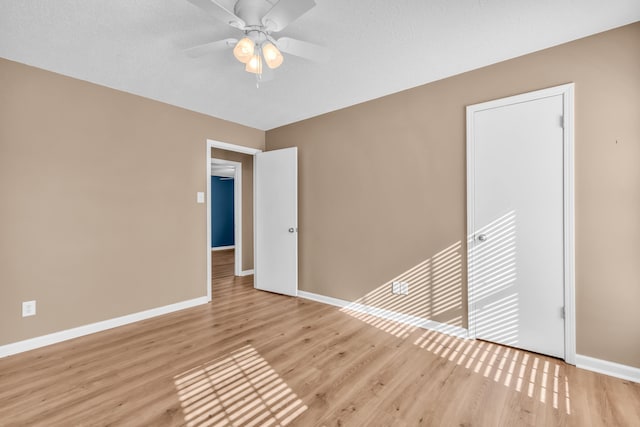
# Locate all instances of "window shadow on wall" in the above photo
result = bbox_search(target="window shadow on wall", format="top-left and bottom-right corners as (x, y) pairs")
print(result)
(338, 241), (464, 339)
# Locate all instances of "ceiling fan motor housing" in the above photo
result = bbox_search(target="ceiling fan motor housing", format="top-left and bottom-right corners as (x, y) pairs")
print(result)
(234, 0), (273, 27)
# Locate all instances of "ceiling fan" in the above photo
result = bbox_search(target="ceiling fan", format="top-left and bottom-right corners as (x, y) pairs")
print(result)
(186, 0), (329, 83)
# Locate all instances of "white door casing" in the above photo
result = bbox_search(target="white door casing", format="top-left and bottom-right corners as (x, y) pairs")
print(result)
(254, 147), (298, 296)
(466, 84), (575, 363)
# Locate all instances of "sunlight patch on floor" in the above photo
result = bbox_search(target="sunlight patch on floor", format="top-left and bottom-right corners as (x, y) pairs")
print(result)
(412, 329), (571, 415)
(174, 346), (307, 426)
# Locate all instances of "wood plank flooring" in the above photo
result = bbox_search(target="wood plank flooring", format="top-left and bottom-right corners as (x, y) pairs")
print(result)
(1, 272), (639, 426)
(212, 249), (235, 279)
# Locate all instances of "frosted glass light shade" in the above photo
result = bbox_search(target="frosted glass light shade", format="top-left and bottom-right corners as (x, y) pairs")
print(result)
(262, 42), (283, 69)
(233, 37), (254, 64)
(245, 54), (262, 74)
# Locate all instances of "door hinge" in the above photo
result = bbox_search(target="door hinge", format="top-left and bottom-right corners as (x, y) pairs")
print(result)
(559, 115), (564, 129)
(561, 306), (565, 319)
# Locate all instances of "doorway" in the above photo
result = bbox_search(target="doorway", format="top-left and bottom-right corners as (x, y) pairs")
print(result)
(206, 140), (299, 302)
(211, 158), (242, 280)
(207, 141), (261, 302)
(466, 84), (575, 363)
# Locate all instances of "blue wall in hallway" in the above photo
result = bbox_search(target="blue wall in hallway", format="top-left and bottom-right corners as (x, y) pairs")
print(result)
(211, 176), (234, 247)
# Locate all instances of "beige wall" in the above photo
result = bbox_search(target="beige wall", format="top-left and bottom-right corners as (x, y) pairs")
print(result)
(266, 23), (640, 368)
(0, 58), (264, 346)
(211, 149), (254, 270)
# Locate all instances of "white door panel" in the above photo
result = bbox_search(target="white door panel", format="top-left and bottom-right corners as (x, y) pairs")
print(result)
(471, 95), (565, 358)
(255, 147), (298, 296)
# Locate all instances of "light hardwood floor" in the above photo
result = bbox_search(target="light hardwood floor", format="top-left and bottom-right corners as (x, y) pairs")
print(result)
(212, 249), (235, 280)
(1, 272), (639, 426)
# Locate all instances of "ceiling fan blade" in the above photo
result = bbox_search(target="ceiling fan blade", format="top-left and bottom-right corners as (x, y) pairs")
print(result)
(262, 0), (316, 32)
(185, 38), (237, 57)
(186, 0), (245, 29)
(276, 37), (329, 63)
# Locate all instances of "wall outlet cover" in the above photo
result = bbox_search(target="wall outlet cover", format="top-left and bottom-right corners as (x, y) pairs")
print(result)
(22, 300), (36, 317)
(391, 281), (400, 294)
(392, 281), (409, 295)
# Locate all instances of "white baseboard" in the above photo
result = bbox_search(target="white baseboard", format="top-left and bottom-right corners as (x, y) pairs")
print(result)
(211, 245), (235, 251)
(576, 354), (640, 383)
(298, 290), (350, 309)
(240, 269), (254, 276)
(0, 296), (209, 359)
(297, 290), (468, 338)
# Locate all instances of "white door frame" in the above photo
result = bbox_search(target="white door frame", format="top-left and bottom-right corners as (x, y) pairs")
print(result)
(206, 140), (262, 302)
(466, 83), (576, 364)
(211, 158), (242, 276)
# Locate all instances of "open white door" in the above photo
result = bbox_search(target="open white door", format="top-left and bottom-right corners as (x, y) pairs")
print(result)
(254, 147), (298, 296)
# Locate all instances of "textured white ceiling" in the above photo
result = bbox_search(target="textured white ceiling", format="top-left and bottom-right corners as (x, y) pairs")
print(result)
(1, 1), (639, 130)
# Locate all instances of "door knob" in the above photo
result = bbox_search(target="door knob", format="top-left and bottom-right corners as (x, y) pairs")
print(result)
(288, 228), (295, 233)
(477, 234), (487, 242)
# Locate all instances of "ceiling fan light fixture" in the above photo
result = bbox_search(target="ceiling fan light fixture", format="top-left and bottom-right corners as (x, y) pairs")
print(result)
(186, 0), (324, 83)
(245, 53), (263, 74)
(233, 37), (254, 63)
(262, 42), (283, 69)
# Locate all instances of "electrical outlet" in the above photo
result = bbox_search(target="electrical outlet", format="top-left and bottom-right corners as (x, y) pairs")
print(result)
(391, 281), (409, 295)
(392, 281), (409, 295)
(196, 192), (205, 204)
(400, 282), (409, 295)
(392, 281), (400, 294)
(22, 300), (36, 317)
